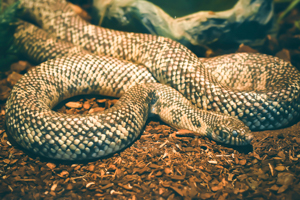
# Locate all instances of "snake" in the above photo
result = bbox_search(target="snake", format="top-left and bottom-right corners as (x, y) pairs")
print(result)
(3, 0), (300, 160)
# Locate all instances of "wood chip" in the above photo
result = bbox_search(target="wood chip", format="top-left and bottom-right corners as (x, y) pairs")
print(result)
(65, 102), (82, 108)
(46, 163), (56, 170)
(1, 6), (300, 199)
(275, 165), (286, 171)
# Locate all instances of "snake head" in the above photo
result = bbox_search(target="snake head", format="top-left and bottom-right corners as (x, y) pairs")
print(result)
(208, 117), (253, 145)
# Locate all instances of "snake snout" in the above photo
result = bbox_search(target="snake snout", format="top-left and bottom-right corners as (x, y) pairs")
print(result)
(231, 123), (253, 146)
(213, 118), (254, 146)
(245, 133), (253, 144)
(235, 127), (253, 145)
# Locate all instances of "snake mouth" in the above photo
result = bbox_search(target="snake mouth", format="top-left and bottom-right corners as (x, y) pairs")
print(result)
(231, 133), (253, 146)
(211, 128), (253, 146)
(218, 134), (253, 146)
(244, 134), (254, 145)
(232, 131), (254, 146)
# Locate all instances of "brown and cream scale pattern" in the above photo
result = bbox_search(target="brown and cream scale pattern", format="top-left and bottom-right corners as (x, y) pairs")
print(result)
(6, 19), (253, 160)
(4, 52), (154, 160)
(16, 0), (300, 131)
(6, 46), (253, 159)
(7, 19), (253, 159)
(6, 53), (253, 160)
(4, 0), (300, 160)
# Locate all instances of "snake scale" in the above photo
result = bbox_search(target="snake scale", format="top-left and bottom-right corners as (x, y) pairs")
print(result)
(4, 0), (300, 160)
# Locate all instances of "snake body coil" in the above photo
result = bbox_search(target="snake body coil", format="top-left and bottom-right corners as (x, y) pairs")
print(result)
(4, 0), (300, 160)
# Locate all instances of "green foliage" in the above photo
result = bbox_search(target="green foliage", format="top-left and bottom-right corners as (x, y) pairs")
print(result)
(295, 20), (300, 29)
(277, 0), (300, 22)
(276, 0), (300, 31)
(0, 0), (21, 72)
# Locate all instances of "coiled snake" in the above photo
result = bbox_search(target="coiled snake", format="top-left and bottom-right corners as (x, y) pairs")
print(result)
(4, 0), (300, 160)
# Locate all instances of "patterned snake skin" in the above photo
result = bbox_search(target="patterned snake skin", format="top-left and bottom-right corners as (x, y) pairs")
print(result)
(4, 0), (300, 160)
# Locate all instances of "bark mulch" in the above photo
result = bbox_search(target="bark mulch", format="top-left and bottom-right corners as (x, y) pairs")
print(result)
(1, 1), (300, 200)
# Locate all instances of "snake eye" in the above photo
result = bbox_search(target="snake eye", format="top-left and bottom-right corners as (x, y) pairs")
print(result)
(232, 130), (238, 137)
